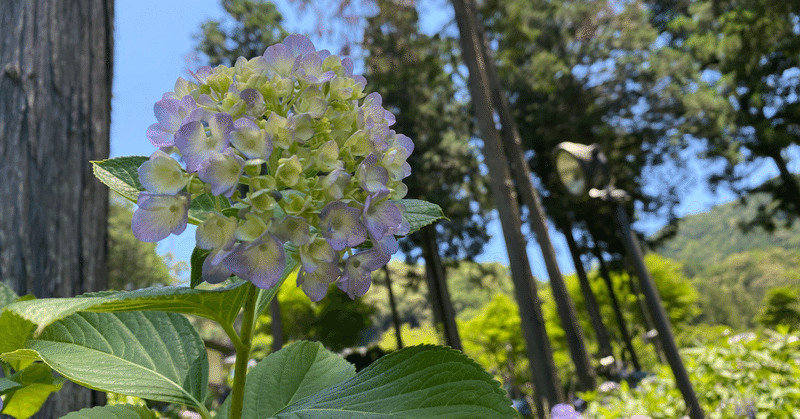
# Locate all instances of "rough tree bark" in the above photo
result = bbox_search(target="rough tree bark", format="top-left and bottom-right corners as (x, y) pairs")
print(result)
(451, 0), (564, 411)
(0, 0), (113, 416)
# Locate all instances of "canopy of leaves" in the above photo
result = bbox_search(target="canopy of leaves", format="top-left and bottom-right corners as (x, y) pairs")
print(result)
(195, 0), (289, 66)
(663, 0), (800, 225)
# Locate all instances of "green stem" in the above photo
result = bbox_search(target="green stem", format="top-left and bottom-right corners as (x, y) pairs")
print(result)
(229, 282), (258, 419)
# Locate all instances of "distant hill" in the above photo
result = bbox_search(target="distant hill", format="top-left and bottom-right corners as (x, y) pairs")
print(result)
(655, 193), (800, 328)
(656, 193), (800, 277)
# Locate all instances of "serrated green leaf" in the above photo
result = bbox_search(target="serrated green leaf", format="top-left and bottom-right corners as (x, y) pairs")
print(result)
(4, 282), (249, 334)
(0, 309), (36, 367)
(190, 248), (211, 289)
(188, 193), (231, 223)
(27, 311), (208, 414)
(0, 282), (19, 309)
(1, 363), (64, 419)
(242, 341), (355, 418)
(91, 156), (149, 203)
(271, 345), (516, 419)
(396, 199), (446, 234)
(0, 377), (22, 393)
(59, 404), (157, 419)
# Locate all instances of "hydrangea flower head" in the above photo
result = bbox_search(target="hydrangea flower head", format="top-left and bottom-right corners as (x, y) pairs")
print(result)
(133, 34), (413, 301)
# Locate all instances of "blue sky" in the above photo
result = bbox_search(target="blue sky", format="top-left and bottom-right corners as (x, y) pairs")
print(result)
(111, 1), (797, 281)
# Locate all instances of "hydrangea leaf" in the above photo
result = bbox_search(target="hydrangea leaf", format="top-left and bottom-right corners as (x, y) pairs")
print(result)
(59, 404), (157, 419)
(3, 281), (250, 334)
(190, 247), (211, 289)
(0, 309), (36, 370)
(0, 363), (64, 419)
(269, 345), (516, 419)
(396, 199), (446, 234)
(21, 311), (208, 414)
(91, 156), (149, 203)
(217, 341), (356, 419)
(92, 156), (229, 225)
(0, 282), (19, 309)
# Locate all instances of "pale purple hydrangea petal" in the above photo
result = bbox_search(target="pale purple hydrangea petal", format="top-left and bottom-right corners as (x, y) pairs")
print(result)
(320, 168), (351, 200)
(131, 192), (191, 242)
(138, 150), (189, 194)
(223, 234), (286, 289)
(283, 34), (316, 58)
(338, 250), (390, 299)
(272, 216), (311, 246)
(299, 238), (338, 274)
(297, 261), (341, 302)
(357, 154), (390, 194)
(231, 118), (271, 160)
(319, 201), (367, 251)
(176, 113), (233, 172)
(196, 212), (238, 250)
(190, 66), (213, 84)
(262, 44), (295, 77)
(198, 148), (244, 197)
(202, 248), (233, 284)
(146, 96), (199, 147)
(362, 192), (402, 242)
(239, 88), (267, 117)
(293, 54), (335, 85)
(551, 404), (582, 419)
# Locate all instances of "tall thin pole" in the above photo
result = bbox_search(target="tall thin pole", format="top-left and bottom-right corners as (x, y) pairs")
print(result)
(451, 0), (563, 411)
(592, 245), (641, 371)
(420, 225), (462, 350)
(382, 264), (404, 350)
(614, 205), (704, 419)
(559, 217), (614, 360)
(473, 0), (596, 392)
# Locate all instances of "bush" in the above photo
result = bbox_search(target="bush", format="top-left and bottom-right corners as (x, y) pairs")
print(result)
(580, 329), (800, 418)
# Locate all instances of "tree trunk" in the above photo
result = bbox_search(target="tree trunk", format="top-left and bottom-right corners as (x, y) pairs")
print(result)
(592, 245), (642, 371)
(383, 264), (403, 350)
(474, 6), (596, 391)
(0, 0), (113, 416)
(420, 225), (462, 350)
(451, 0), (563, 411)
(559, 218), (614, 360)
(270, 297), (284, 351)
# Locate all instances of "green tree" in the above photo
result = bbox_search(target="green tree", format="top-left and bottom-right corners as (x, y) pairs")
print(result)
(195, 0), (288, 67)
(256, 278), (377, 353)
(664, 0), (800, 228)
(757, 287), (800, 331)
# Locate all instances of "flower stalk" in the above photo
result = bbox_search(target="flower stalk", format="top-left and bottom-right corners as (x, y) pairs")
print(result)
(229, 282), (258, 419)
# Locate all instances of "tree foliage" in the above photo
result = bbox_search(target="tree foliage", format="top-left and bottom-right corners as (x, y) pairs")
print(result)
(195, 0), (289, 67)
(757, 287), (800, 332)
(662, 0), (800, 227)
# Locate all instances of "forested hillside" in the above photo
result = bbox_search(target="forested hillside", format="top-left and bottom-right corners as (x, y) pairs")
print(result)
(656, 192), (800, 328)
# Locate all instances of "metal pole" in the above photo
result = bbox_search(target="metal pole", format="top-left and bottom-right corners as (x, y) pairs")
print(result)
(613, 204), (704, 419)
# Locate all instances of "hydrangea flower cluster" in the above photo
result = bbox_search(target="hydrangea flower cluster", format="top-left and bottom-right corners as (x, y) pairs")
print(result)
(133, 34), (412, 301)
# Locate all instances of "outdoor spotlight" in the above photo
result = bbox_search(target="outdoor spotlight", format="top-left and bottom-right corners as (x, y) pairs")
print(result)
(552, 142), (610, 197)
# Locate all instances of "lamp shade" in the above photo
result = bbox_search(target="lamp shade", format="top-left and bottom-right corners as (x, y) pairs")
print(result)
(552, 142), (610, 197)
